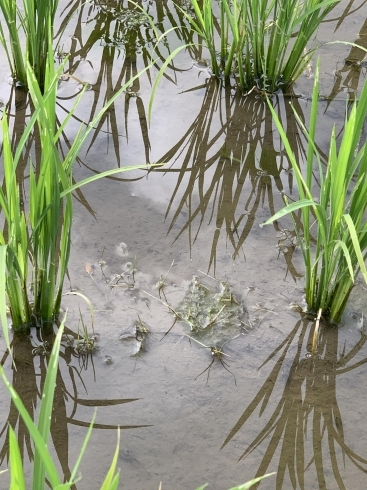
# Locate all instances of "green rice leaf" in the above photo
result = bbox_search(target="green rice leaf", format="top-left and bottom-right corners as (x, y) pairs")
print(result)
(54, 413), (97, 490)
(32, 318), (67, 489)
(100, 429), (121, 490)
(128, 0), (160, 40)
(294, 0), (338, 26)
(148, 44), (194, 122)
(306, 59), (320, 188)
(266, 96), (313, 202)
(0, 246), (11, 358)
(227, 472), (276, 489)
(60, 164), (162, 197)
(67, 412), (97, 487)
(65, 291), (95, 329)
(0, 362), (61, 489)
(334, 240), (355, 281)
(261, 199), (317, 225)
(8, 425), (26, 490)
(343, 214), (367, 283)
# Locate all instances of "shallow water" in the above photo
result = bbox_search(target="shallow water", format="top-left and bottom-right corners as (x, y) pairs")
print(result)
(1, 0), (367, 489)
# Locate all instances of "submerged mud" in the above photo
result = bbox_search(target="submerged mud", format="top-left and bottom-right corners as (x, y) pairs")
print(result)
(1, 0), (367, 489)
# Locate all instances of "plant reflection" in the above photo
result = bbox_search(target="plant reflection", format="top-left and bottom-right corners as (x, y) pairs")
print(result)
(326, 17), (367, 104)
(0, 327), (149, 485)
(152, 79), (309, 275)
(56, 0), (201, 169)
(324, 0), (367, 32)
(222, 316), (367, 489)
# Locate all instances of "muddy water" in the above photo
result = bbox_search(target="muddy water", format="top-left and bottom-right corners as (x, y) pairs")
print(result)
(1, 0), (367, 489)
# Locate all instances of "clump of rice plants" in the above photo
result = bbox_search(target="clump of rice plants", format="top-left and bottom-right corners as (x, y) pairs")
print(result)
(180, 0), (338, 92)
(0, 45), (151, 333)
(263, 60), (367, 323)
(0, 0), (62, 89)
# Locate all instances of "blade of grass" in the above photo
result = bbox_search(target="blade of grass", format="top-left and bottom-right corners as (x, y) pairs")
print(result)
(0, 246), (12, 357)
(0, 336), (64, 488)
(148, 44), (194, 122)
(227, 472), (276, 489)
(8, 425), (26, 490)
(100, 429), (121, 490)
(32, 318), (66, 489)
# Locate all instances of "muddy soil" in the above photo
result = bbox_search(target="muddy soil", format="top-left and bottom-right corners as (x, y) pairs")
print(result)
(1, 1), (367, 489)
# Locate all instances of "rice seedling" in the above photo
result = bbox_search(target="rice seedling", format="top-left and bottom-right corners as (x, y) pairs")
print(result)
(179, 0), (338, 92)
(156, 260), (174, 301)
(0, 41), (155, 333)
(0, 0), (63, 89)
(75, 306), (98, 356)
(263, 60), (367, 322)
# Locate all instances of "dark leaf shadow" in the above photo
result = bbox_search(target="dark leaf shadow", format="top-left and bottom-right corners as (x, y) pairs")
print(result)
(222, 317), (367, 489)
(150, 81), (311, 276)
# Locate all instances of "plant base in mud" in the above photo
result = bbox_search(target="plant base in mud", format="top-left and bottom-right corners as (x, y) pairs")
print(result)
(264, 60), (367, 323)
(180, 0), (338, 93)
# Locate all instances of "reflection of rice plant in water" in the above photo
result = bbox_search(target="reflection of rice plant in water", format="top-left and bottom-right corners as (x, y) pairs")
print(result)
(326, 17), (367, 105)
(0, 47), (152, 333)
(154, 80), (310, 275)
(179, 0), (338, 92)
(222, 318), (367, 488)
(264, 61), (367, 322)
(57, 0), (202, 167)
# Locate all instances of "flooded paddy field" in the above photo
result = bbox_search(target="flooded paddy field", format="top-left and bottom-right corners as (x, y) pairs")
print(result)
(1, 0), (367, 488)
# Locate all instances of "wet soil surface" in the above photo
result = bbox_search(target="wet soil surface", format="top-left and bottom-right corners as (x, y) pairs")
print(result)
(1, 0), (367, 488)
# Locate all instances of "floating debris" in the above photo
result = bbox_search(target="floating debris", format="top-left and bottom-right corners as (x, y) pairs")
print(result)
(176, 275), (249, 345)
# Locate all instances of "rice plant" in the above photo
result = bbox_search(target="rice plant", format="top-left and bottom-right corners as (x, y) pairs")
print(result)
(263, 60), (367, 322)
(0, 42), (153, 333)
(0, 0), (62, 89)
(179, 0), (338, 92)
